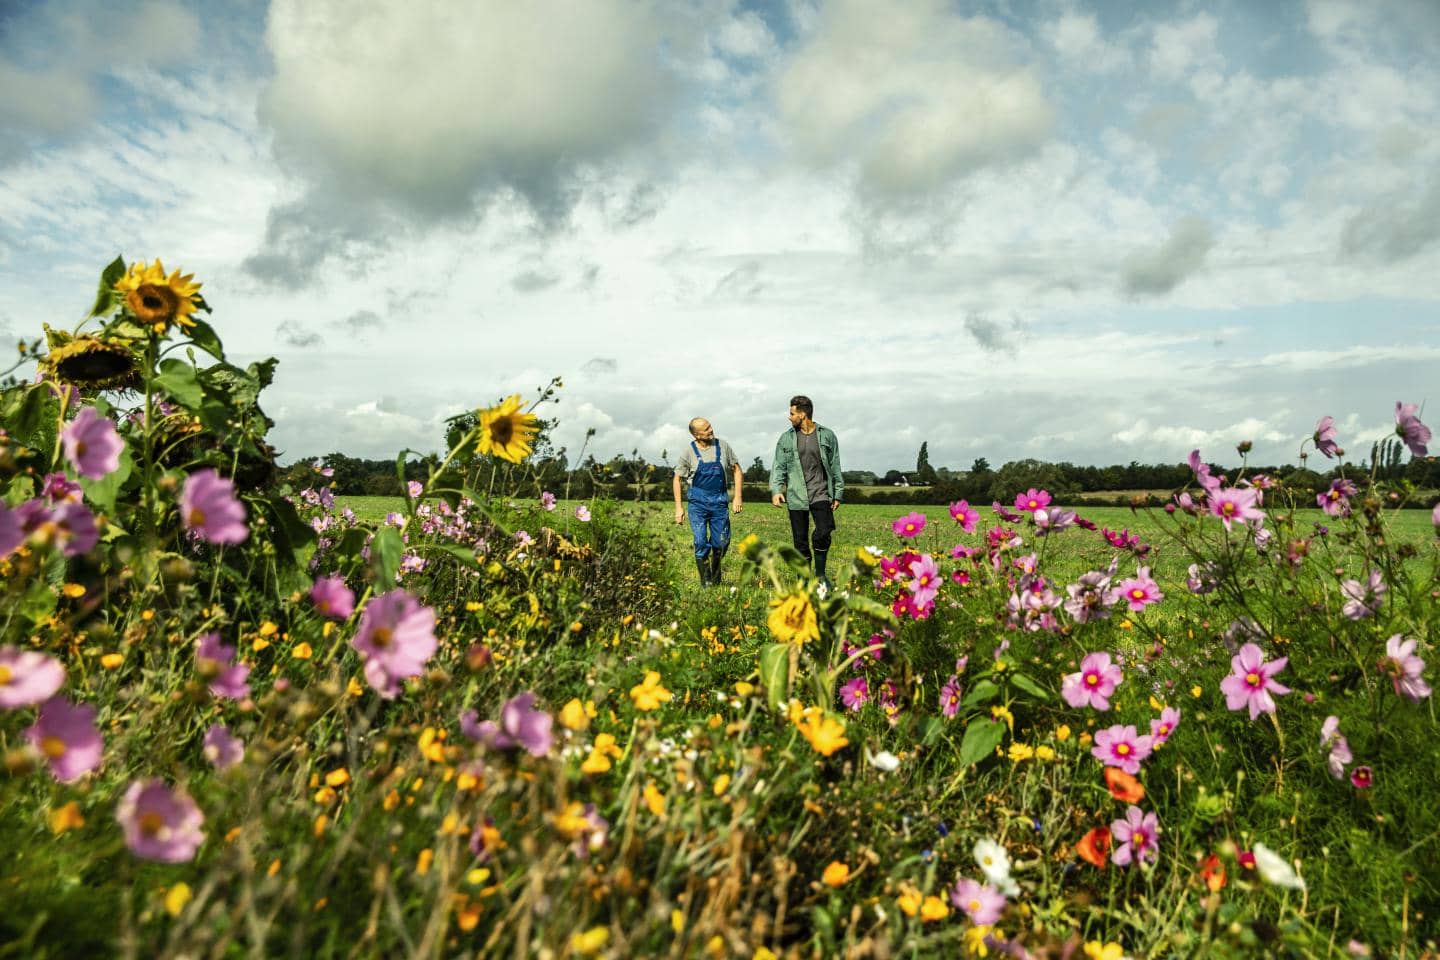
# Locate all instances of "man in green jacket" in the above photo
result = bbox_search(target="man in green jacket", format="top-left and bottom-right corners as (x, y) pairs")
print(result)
(769, 394), (843, 587)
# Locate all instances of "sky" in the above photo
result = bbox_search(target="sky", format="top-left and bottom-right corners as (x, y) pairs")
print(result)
(1, 0), (1437, 474)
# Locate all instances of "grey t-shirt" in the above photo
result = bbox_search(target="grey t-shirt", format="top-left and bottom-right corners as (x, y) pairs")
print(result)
(674, 439), (739, 489)
(795, 429), (830, 503)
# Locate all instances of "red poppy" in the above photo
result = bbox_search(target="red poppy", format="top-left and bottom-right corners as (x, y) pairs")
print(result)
(1199, 853), (1227, 892)
(1076, 826), (1111, 867)
(1104, 767), (1145, 803)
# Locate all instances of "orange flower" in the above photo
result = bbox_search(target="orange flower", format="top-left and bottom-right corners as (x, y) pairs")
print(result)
(1199, 852), (1227, 892)
(1076, 826), (1111, 867)
(1104, 767), (1145, 804)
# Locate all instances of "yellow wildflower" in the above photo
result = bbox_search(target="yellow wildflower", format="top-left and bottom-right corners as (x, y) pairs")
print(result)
(712, 774), (731, 796)
(643, 782), (666, 816)
(291, 642), (313, 660)
(1054, 724), (1071, 741)
(630, 671), (672, 712)
(796, 711), (849, 757)
(897, 886), (923, 917)
(965, 925), (993, 957)
(1084, 943), (1125, 960)
(163, 882), (193, 917)
(61, 583), (86, 598)
(476, 394), (539, 463)
(1034, 745), (1056, 761)
(1007, 743), (1034, 762)
(114, 259), (202, 332)
(324, 768), (350, 788)
(259, 621), (279, 637)
(821, 861), (851, 886)
(920, 896), (950, 922)
(48, 801), (85, 834)
(767, 590), (819, 645)
(1191, 684), (1203, 698)
(990, 705), (1014, 732)
(570, 926), (610, 955)
(100, 653), (123, 670)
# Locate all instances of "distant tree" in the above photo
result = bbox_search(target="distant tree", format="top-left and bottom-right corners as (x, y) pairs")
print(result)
(744, 457), (768, 483)
(988, 459), (1079, 504)
(969, 457), (992, 476)
(916, 442), (937, 484)
(882, 469), (905, 486)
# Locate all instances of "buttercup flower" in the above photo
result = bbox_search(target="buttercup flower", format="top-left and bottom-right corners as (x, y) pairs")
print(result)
(351, 589), (438, 699)
(26, 697), (103, 782)
(796, 710), (849, 756)
(116, 779), (205, 862)
(1379, 634), (1431, 702)
(0, 648), (66, 708)
(1062, 651), (1123, 710)
(114, 259), (202, 331)
(768, 590), (819, 645)
(1219, 643), (1290, 719)
(1395, 401), (1431, 456)
(180, 469), (248, 545)
(1110, 805), (1159, 867)
(309, 575), (355, 619)
(61, 406), (124, 480)
(1091, 724), (1154, 775)
(629, 671), (673, 712)
(950, 877), (1006, 925)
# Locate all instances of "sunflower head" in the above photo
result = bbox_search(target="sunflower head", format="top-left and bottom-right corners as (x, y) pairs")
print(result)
(476, 394), (539, 463)
(114, 259), (202, 334)
(42, 334), (141, 391)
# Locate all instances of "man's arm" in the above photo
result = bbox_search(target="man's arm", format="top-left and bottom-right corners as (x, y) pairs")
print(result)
(829, 430), (844, 509)
(731, 463), (744, 513)
(672, 472), (684, 524)
(769, 436), (788, 507)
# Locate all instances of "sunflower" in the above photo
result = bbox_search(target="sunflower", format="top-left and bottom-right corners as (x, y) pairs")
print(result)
(114, 259), (202, 333)
(476, 394), (539, 463)
(43, 336), (140, 391)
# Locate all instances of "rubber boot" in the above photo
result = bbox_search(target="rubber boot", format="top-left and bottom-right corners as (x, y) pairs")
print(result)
(813, 549), (830, 590)
(709, 548), (725, 586)
(695, 555), (713, 587)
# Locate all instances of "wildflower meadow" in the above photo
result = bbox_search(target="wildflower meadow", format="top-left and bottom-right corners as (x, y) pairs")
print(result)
(2, 260), (1439, 959)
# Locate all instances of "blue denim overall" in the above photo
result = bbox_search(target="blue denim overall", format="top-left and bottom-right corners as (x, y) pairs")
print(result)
(688, 440), (730, 559)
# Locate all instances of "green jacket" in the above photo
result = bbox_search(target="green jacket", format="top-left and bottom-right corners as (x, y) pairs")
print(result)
(769, 424), (843, 510)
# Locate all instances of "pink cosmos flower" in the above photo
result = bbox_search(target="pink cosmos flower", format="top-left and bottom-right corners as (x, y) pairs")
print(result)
(180, 469), (248, 545)
(949, 500), (979, 533)
(26, 697), (102, 782)
(0, 648), (67, 708)
(1064, 568), (1119, 623)
(1350, 766), (1373, 789)
(575, 504), (591, 522)
(1219, 643), (1290, 719)
(1110, 805), (1160, 867)
(309, 574), (355, 619)
(1380, 634), (1431, 703)
(1317, 479), (1357, 517)
(950, 877), (1006, 925)
(0, 504), (21, 558)
(1188, 450), (1221, 493)
(1061, 652), (1123, 711)
(1116, 567), (1163, 612)
(50, 501), (99, 557)
(991, 501), (1024, 523)
(1149, 707), (1181, 745)
(460, 691), (553, 756)
(1339, 569), (1386, 620)
(1034, 507), (1076, 535)
(1092, 724), (1154, 775)
(892, 512), (926, 538)
(540, 491), (557, 511)
(61, 405), (124, 480)
(195, 633), (251, 701)
(1014, 488), (1051, 513)
(406, 480), (423, 498)
(939, 675), (963, 718)
(1208, 486), (1264, 531)
(838, 676), (869, 711)
(1320, 715), (1351, 780)
(203, 723), (244, 770)
(117, 779), (206, 862)
(1395, 402), (1431, 456)
(42, 472), (83, 503)
(908, 554), (940, 605)
(352, 589), (438, 699)
(1313, 416), (1340, 458)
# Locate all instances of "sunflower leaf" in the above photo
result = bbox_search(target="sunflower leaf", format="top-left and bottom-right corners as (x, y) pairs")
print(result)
(154, 359), (204, 408)
(89, 256), (126, 318)
(184, 318), (226, 360)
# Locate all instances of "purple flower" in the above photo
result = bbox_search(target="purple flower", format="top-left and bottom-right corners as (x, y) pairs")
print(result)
(1380, 634), (1431, 703)
(407, 480), (423, 498)
(0, 504), (21, 558)
(1209, 486), (1264, 531)
(0, 648), (66, 708)
(309, 574), (355, 619)
(352, 589), (438, 699)
(180, 469), (248, 545)
(939, 675), (963, 718)
(1149, 707), (1181, 745)
(1188, 450), (1221, 493)
(1014, 488), (1051, 513)
(61, 405), (124, 480)
(541, 491), (557, 511)
(892, 512), (926, 538)
(1110, 805), (1160, 867)
(950, 877), (1006, 925)
(1219, 643), (1290, 719)
(52, 501), (99, 557)
(838, 676), (869, 711)
(1091, 724), (1154, 775)
(1061, 652), (1123, 711)
(1339, 569), (1386, 620)
(460, 691), (553, 756)
(203, 723), (245, 770)
(195, 633), (251, 701)
(1116, 566), (1163, 612)
(949, 500), (979, 533)
(1063, 567), (1118, 623)
(42, 473), (83, 503)
(1313, 416), (1340, 458)
(1317, 478), (1357, 517)
(908, 554), (940, 605)
(1395, 402), (1431, 456)
(1034, 507), (1076, 535)
(1320, 715), (1351, 779)
(117, 779), (205, 863)
(1351, 765), (1373, 789)
(26, 697), (102, 782)
(991, 501), (1024, 523)
(575, 504), (591, 522)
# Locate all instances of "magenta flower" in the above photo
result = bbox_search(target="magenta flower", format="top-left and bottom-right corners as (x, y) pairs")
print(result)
(203, 723), (245, 770)
(1317, 479), (1357, 517)
(1313, 416), (1341, 458)
(950, 877), (1006, 925)
(908, 554), (940, 604)
(52, 502), (99, 557)
(575, 504), (591, 522)
(939, 675), (963, 718)
(1320, 715), (1352, 780)
(1061, 652), (1123, 711)
(991, 501), (1024, 523)
(1220, 643), (1290, 719)
(838, 676), (870, 711)
(61, 405), (124, 480)
(1395, 402), (1431, 456)
(406, 480), (423, 498)
(0, 504), (21, 558)
(949, 500), (979, 533)
(1351, 765), (1373, 789)
(1208, 486), (1263, 531)
(460, 691), (553, 756)
(0, 648), (66, 708)
(42, 472), (83, 503)
(1034, 507), (1076, 535)
(1149, 707), (1181, 745)
(117, 779), (205, 862)
(891, 512), (926, 538)
(26, 697), (102, 782)
(1014, 488), (1051, 513)
(1380, 634), (1431, 702)
(352, 589), (438, 699)
(309, 574), (355, 620)
(1116, 567), (1163, 612)
(1188, 450), (1221, 493)
(195, 633), (251, 700)
(1339, 569), (1386, 620)
(180, 469), (248, 545)
(540, 491), (557, 511)
(1092, 724), (1153, 774)
(1110, 805), (1160, 867)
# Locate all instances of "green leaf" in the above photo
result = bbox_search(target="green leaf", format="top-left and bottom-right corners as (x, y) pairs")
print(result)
(1009, 672), (1050, 702)
(154, 359), (204, 408)
(184, 318), (226, 360)
(425, 543), (481, 568)
(88, 256), (126, 318)
(842, 592), (899, 624)
(959, 679), (1000, 709)
(760, 642), (790, 709)
(370, 525), (404, 589)
(261, 495), (317, 589)
(9, 384), (58, 449)
(957, 717), (1006, 767)
(921, 716), (947, 747)
(78, 444), (133, 514)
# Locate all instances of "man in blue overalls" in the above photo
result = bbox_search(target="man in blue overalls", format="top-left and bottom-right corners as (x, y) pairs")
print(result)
(672, 417), (744, 586)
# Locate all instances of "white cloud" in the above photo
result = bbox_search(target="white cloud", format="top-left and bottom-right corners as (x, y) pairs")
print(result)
(1121, 216), (1215, 296)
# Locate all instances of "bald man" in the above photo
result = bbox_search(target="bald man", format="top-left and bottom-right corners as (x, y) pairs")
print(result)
(672, 417), (744, 587)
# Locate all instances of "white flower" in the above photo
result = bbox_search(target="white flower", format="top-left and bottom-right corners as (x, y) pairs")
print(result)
(973, 838), (1019, 896)
(1252, 842), (1306, 890)
(865, 749), (900, 772)
(816, 582), (829, 599)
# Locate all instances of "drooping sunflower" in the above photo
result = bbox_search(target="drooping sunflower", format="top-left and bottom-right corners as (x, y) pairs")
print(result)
(43, 336), (140, 391)
(767, 590), (819, 645)
(476, 394), (539, 463)
(114, 259), (202, 333)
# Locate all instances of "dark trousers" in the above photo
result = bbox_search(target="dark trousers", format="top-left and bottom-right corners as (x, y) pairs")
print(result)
(788, 501), (835, 560)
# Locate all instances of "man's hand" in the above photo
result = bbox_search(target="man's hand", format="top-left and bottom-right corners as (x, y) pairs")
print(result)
(771, 493), (784, 508)
(831, 500), (841, 513)
(732, 499), (743, 514)
(674, 506), (685, 525)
